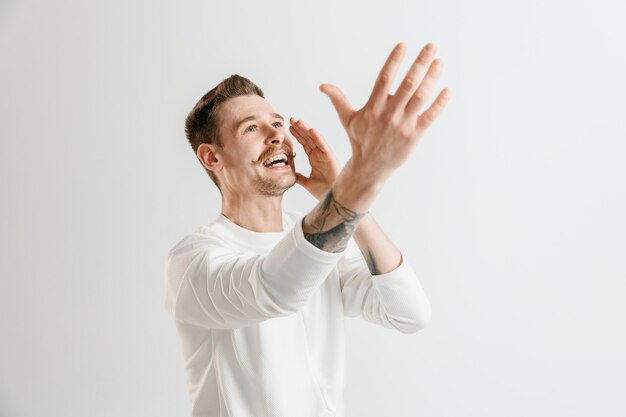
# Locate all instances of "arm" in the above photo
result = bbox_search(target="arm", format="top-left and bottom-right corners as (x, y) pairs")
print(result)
(338, 211), (431, 333)
(352, 213), (402, 275)
(289, 121), (431, 333)
(298, 41), (450, 255)
(288, 118), (401, 273)
(337, 238), (431, 333)
(164, 215), (346, 329)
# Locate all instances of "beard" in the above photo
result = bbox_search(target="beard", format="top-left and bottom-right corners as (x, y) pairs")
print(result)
(251, 167), (297, 196)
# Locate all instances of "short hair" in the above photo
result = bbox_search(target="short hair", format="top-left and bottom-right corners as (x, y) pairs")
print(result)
(184, 74), (265, 190)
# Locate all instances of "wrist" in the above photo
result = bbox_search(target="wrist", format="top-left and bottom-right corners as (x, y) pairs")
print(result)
(330, 159), (385, 213)
(346, 155), (392, 185)
(340, 157), (387, 188)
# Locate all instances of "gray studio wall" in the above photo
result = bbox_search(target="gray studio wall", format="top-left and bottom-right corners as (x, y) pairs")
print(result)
(1, 0), (625, 416)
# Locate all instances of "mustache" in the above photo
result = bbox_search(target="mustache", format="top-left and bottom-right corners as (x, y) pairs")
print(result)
(257, 147), (296, 163)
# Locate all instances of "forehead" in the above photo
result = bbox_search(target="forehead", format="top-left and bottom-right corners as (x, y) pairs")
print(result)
(218, 95), (275, 128)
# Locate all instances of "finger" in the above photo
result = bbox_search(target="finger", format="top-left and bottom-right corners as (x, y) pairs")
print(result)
(290, 118), (312, 144)
(415, 88), (451, 133)
(306, 127), (333, 154)
(292, 120), (316, 150)
(319, 84), (355, 129)
(289, 118), (312, 154)
(294, 119), (330, 153)
(405, 58), (443, 118)
(294, 118), (312, 136)
(390, 42), (437, 111)
(365, 42), (407, 112)
(289, 125), (312, 155)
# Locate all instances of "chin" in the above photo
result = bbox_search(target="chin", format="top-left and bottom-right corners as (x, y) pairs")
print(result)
(254, 172), (297, 196)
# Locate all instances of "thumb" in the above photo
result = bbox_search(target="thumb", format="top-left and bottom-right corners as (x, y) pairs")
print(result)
(295, 172), (309, 187)
(319, 83), (353, 129)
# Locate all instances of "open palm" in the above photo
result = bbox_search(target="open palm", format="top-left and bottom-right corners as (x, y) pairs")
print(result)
(319, 42), (451, 182)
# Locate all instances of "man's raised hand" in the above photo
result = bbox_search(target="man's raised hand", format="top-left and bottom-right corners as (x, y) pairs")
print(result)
(319, 42), (451, 183)
(300, 41), (451, 249)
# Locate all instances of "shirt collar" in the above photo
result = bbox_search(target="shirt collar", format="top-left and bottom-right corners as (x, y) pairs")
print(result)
(209, 212), (295, 252)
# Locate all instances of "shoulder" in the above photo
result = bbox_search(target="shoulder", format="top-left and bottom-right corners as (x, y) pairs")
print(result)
(166, 224), (235, 263)
(164, 225), (236, 295)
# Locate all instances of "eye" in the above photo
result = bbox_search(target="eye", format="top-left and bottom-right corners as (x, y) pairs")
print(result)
(273, 121), (283, 128)
(245, 125), (258, 133)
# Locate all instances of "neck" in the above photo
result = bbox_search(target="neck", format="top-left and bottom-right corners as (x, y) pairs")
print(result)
(220, 191), (284, 232)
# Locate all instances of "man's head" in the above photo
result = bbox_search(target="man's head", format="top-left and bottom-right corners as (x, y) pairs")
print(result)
(184, 75), (297, 197)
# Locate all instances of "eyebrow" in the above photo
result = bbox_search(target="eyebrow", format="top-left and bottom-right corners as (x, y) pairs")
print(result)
(235, 113), (284, 130)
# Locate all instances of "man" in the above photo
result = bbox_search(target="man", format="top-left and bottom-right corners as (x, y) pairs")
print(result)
(165, 41), (450, 417)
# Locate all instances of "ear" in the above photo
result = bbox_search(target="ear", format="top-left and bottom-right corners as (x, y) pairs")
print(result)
(197, 143), (222, 173)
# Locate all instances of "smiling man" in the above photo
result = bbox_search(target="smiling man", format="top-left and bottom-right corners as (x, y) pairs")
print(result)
(165, 42), (451, 417)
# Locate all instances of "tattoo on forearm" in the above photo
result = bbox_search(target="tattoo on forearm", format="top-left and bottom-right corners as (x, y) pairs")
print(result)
(364, 249), (381, 275)
(303, 189), (366, 253)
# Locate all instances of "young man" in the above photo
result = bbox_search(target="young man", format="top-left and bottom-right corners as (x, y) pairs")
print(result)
(165, 42), (450, 417)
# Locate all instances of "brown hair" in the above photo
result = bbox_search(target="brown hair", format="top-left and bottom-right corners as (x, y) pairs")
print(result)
(184, 74), (265, 190)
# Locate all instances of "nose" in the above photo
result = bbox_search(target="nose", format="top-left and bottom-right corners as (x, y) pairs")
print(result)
(265, 126), (285, 145)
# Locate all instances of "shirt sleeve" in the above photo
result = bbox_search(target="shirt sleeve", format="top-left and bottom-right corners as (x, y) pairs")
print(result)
(337, 239), (432, 334)
(164, 215), (346, 329)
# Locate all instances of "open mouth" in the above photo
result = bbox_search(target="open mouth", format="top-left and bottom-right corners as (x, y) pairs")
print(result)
(262, 152), (290, 169)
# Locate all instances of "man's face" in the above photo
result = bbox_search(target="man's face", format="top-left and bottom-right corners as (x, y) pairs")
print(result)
(213, 94), (297, 196)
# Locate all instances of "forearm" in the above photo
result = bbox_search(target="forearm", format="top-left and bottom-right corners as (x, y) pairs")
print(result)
(302, 159), (384, 253)
(352, 213), (403, 275)
(303, 40), (450, 255)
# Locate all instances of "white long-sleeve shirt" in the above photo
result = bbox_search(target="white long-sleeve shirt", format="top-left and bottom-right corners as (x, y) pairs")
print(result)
(164, 211), (431, 417)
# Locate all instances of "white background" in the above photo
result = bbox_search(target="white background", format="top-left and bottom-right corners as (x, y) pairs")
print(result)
(1, 0), (625, 416)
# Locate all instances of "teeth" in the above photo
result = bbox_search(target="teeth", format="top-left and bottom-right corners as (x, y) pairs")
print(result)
(263, 152), (288, 166)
